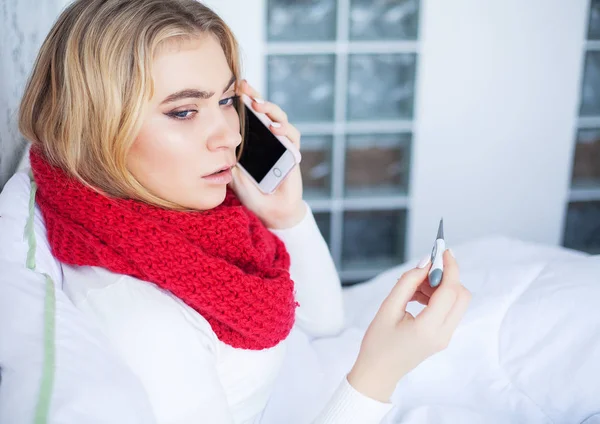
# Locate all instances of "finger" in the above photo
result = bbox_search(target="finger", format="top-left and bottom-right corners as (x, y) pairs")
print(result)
(443, 286), (472, 331)
(228, 166), (243, 192)
(416, 250), (460, 325)
(252, 100), (289, 125)
(418, 280), (436, 298)
(403, 310), (416, 323)
(230, 165), (256, 195)
(411, 291), (430, 306)
(240, 80), (262, 100)
(417, 282), (458, 328)
(269, 122), (301, 148)
(412, 283), (432, 300)
(440, 249), (460, 286)
(380, 265), (431, 319)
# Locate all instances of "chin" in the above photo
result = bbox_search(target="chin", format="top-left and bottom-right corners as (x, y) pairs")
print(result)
(190, 185), (228, 211)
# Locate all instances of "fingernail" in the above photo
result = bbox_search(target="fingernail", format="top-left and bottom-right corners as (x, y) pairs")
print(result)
(271, 122), (282, 128)
(448, 249), (455, 258)
(417, 254), (431, 269)
(253, 97), (264, 104)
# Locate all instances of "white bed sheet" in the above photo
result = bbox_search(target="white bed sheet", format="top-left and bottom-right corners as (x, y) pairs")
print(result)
(261, 237), (600, 424)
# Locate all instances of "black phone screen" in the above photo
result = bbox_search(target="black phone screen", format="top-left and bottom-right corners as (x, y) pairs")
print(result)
(238, 104), (287, 183)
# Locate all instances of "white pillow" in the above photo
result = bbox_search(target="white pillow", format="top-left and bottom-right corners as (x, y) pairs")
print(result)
(0, 172), (156, 423)
(499, 254), (600, 423)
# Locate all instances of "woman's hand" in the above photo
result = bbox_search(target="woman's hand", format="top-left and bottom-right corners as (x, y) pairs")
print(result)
(347, 250), (472, 403)
(229, 80), (306, 229)
(410, 265), (439, 306)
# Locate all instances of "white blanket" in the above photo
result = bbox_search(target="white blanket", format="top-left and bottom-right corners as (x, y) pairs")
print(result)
(261, 237), (600, 423)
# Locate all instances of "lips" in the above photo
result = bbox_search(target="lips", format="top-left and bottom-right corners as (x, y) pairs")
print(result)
(208, 166), (231, 176)
(204, 164), (234, 177)
(202, 163), (235, 185)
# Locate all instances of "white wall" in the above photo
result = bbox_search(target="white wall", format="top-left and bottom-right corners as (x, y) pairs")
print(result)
(202, 0), (267, 94)
(407, 0), (590, 257)
(0, 0), (71, 189)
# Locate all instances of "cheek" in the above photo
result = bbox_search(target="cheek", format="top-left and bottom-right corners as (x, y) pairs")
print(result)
(227, 107), (241, 132)
(131, 117), (197, 166)
(128, 116), (202, 190)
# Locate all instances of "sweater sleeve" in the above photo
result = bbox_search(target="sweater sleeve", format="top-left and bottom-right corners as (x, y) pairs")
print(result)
(270, 205), (395, 423)
(311, 376), (395, 424)
(269, 203), (345, 338)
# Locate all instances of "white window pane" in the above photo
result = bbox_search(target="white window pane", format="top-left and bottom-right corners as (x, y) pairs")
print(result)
(345, 133), (411, 196)
(267, 0), (337, 42)
(564, 201), (600, 254)
(580, 51), (600, 116)
(589, 0), (600, 40)
(342, 209), (406, 268)
(571, 129), (600, 189)
(350, 0), (419, 41)
(300, 135), (333, 199)
(347, 54), (417, 120)
(268, 54), (336, 122)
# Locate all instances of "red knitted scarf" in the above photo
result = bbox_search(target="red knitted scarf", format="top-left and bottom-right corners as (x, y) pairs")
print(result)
(30, 147), (297, 350)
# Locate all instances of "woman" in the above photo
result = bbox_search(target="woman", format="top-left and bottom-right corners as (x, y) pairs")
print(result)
(14, 0), (471, 422)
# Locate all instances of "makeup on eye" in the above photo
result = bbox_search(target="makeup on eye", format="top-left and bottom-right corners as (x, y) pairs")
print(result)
(219, 94), (239, 107)
(166, 94), (239, 120)
(167, 109), (197, 120)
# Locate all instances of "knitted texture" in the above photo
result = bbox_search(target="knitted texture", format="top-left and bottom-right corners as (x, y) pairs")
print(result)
(30, 147), (298, 350)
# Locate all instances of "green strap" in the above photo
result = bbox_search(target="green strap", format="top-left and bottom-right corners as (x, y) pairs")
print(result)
(25, 172), (56, 424)
(33, 273), (56, 424)
(25, 171), (37, 270)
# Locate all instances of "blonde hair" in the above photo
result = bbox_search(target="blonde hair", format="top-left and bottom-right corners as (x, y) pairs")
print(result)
(19, 0), (245, 208)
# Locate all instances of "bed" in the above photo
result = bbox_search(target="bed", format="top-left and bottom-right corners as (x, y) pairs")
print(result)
(261, 237), (600, 423)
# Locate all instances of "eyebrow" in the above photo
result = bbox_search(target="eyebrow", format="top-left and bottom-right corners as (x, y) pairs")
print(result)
(160, 74), (236, 105)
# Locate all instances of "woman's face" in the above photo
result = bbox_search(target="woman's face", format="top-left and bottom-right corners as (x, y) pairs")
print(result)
(127, 34), (242, 210)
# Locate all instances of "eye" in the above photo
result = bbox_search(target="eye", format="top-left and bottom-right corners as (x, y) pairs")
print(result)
(219, 95), (238, 107)
(167, 110), (196, 120)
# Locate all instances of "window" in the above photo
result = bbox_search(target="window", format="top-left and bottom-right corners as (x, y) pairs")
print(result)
(266, 0), (420, 284)
(564, 0), (600, 254)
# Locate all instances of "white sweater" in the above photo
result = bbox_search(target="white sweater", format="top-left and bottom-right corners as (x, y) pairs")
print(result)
(61, 205), (394, 424)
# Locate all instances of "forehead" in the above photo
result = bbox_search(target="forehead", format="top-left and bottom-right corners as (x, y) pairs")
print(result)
(151, 34), (232, 99)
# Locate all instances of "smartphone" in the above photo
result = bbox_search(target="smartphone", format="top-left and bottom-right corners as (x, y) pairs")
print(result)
(236, 94), (301, 194)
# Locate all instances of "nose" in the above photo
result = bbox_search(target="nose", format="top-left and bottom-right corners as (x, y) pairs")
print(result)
(206, 112), (242, 152)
